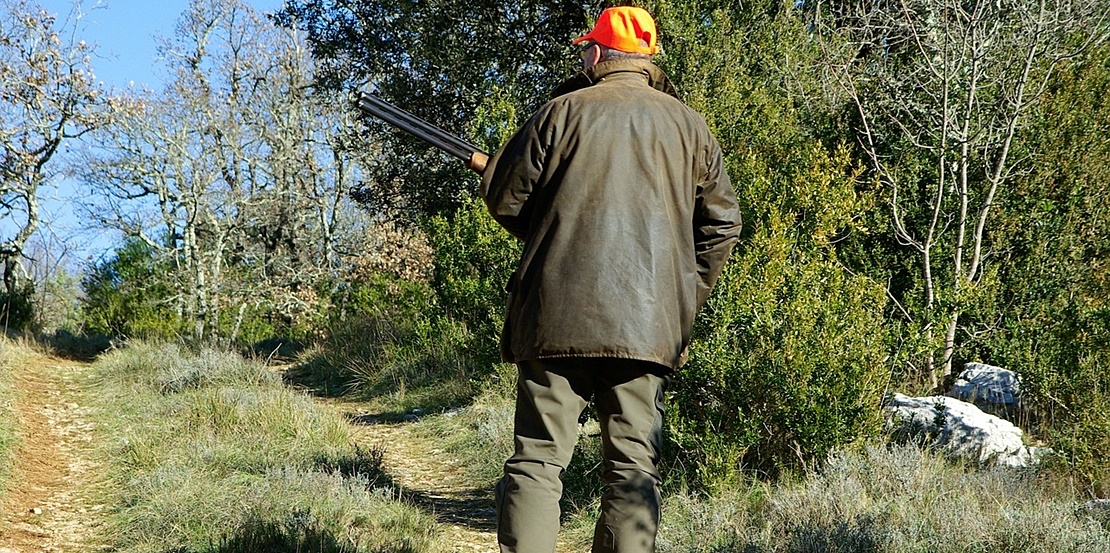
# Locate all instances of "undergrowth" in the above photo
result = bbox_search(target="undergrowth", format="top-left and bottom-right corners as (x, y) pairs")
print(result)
(653, 444), (1110, 553)
(415, 371), (1110, 553)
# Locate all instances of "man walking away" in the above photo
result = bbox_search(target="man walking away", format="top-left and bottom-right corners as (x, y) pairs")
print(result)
(477, 7), (742, 553)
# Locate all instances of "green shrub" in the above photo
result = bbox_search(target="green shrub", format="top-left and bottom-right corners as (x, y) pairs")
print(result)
(80, 239), (182, 339)
(645, 4), (892, 484)
(0, 281), (35, 333)
(292, 198), (520, 411)
(424, 196), (521, 369)
(980, 50), (1110, 496)
(671, 142), (889, 483)
(289, 272), (481, 411)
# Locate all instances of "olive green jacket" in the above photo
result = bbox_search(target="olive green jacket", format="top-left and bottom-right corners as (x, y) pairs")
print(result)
(480, 58), (741, 370)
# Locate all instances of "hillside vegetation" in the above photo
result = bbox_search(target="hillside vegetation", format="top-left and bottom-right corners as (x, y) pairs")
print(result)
(1, 0), (1110, 550)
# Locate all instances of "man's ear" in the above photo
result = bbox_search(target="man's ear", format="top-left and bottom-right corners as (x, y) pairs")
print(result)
(585, 43), (603, 68)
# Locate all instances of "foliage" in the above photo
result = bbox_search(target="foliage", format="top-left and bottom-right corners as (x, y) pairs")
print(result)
(808, 0), (1110, 384)
(80, 238), (181, 339)
(275, 0), (601, 217)
(0, 280), (34, 333)
(290, 198), (518, 411)
(983, 47), (1110, 496)
(655, 2), (889, 481)
(89, 340), (445, 553)
(314, 304), (478, 411)
(424, 196), (521, 368)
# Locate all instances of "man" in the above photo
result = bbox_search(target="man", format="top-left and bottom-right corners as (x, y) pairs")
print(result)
(476, 6), (741, 553)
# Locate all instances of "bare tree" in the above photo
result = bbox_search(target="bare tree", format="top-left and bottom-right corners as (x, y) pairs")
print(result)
(82, 0), (368, 342)
(812, 0), (1109, 388)
(0, 0), (107, 302)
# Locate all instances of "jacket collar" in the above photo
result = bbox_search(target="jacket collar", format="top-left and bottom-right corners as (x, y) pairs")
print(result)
(550, 58), (680, 100)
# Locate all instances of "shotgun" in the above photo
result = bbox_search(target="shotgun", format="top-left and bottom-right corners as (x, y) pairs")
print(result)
(356, 91), (490, 173)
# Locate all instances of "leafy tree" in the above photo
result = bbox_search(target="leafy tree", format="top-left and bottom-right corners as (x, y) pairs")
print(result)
(275, 0), (603, 217)
(0, 0), (110, 327)
(809, 0), (1110, 387)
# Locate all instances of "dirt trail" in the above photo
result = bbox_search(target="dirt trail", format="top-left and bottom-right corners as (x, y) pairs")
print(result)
(1, 355), (106, 553)
(344, 414), (500, 553)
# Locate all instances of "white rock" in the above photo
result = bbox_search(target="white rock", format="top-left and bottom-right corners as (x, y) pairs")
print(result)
(1084, 499), (1110, 511)
(886, 393), (1037, 468)
(947, 363), (1021, 406)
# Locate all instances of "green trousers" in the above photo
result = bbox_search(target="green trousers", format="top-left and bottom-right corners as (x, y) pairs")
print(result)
(495, 357), (669, 553)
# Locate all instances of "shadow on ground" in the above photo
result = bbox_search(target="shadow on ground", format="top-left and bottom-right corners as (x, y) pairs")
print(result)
(345, 414), (498, 534)
(164, 515), (418, 553)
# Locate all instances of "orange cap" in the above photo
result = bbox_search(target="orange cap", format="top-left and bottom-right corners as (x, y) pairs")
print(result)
(572, 6), (660, 55)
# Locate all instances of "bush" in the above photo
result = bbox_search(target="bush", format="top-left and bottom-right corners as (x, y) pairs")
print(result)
(671, 138), (889, 483)
(981, 50), (1110, 496)
(80, 239), (182, 339)
(423, 196), (521, 369)
(292, 198), (520, 411)
(0, 281), (35, 333)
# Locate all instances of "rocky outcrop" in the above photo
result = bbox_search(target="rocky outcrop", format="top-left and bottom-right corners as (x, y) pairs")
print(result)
(947, 363), (1021, 406)
(885, 393), (1044, 468)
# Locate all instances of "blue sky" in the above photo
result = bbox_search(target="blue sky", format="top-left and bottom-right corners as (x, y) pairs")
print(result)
(43, 0), (286, 89)
(26, 0), (286, 267)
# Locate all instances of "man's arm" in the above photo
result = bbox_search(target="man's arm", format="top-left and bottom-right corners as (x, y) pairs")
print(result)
(693, 140), (742, 309)
(479, 109), (551, 241)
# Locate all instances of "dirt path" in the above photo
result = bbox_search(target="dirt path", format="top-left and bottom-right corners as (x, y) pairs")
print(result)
(1, 355), (106, 553)
(344, 414), (499, 553)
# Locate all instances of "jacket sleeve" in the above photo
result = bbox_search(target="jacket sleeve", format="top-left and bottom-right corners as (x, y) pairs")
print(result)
(479, 108), (551, 241)
(693, 137), (742, 310)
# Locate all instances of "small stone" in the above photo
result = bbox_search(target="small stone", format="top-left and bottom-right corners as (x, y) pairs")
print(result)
(412, 407), (425, 416)
(1085, 499), (1110, 511)
(30, 507), (43, 515)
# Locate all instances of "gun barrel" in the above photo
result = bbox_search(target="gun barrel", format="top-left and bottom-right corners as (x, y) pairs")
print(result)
(357, 92), (483, 163)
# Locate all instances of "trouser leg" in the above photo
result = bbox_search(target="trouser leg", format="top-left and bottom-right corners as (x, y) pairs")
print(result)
(496, 359), (590, 553)
(592, 361), (668, 553)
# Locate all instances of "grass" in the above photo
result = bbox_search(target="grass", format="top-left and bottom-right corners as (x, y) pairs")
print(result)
(413, 362), (517, 483)
(654, 444), (1110, 553)
(88, 340), (446, 553)
(0, 337), (30, 496)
